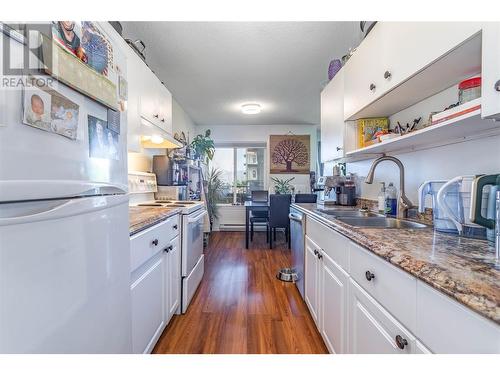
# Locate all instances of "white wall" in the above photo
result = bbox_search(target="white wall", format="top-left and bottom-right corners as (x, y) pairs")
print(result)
(197, 123), (319, 193)
(333, 84), (500, 205)
(347, 134), (500, 205)
(172, 98), (196, 142)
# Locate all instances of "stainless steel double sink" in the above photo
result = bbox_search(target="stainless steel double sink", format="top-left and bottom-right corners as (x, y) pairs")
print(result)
(315, 208), (427, 229)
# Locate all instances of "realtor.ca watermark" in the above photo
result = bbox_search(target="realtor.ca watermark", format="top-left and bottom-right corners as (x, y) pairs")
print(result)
(1, 22), (55, 90)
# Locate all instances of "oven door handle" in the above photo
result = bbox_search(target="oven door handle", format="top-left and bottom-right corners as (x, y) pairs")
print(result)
(188, 210), (207, 224)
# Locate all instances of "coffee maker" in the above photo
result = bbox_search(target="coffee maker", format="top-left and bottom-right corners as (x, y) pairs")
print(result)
(471, 174), (500, 265)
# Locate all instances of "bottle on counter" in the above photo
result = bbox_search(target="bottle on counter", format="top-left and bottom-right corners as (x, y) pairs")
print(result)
(378, 182), (386, 213)
(385, 182), (398, 216)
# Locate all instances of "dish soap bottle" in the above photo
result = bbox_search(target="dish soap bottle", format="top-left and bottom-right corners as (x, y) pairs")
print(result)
(385, 182), (398, 216)
(378, 182), (386, 213)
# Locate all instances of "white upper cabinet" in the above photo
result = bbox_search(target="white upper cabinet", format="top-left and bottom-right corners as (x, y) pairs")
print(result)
(157, 85), (173, 135)
(320, 70), (345, 162)
(124, 45), (174, 152)
(481, 22), (500, 119)
(343, 22), (482, 120)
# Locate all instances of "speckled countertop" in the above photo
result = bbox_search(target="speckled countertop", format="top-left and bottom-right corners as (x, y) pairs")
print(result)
(129, 206), (181, 236)
(292, 203), (500, 324)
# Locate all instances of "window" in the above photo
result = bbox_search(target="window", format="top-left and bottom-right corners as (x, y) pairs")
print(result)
(210, 145), (266, 205)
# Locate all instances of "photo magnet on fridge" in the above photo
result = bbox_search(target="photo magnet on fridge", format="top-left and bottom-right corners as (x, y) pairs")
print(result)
(107, 108), (120, 134)
(88, 115), (119, 160)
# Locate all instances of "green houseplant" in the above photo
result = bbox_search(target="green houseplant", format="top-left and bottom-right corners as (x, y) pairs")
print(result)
(190, 129), (215, 163)
(271, 177), (295, 194)
(206, 168), (224, 230)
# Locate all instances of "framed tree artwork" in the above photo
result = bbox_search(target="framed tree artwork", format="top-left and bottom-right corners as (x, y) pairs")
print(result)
(269, 134), (310, 174)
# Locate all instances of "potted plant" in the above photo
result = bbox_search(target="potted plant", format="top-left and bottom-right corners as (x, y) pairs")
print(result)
(206, 168), (224, 231)
(190, 129), (215, 164)
(271, 177), (295, 194)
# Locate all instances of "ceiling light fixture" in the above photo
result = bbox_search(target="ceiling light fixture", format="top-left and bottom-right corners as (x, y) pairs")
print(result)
(241, 103), (262, 115)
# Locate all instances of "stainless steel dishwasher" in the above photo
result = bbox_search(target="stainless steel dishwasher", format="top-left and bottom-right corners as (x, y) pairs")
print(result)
(289, 207), (305, 299)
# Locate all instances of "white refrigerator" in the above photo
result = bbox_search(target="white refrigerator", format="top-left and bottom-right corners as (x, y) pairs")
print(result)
(0, 31), (132, 353)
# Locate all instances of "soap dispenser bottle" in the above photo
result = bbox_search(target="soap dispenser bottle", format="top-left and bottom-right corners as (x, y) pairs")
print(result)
(385, 182), (398, 216)
(378, 182), (386, 213)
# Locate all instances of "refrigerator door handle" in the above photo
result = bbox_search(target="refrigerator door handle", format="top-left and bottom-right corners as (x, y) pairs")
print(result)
(0, 194), (128, 226)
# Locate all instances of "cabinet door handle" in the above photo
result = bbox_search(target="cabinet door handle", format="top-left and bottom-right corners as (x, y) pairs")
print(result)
(369, 83), (376, 91)
(153, 114), (159, 118)
(317, 253), (323, 260)
(384, 70), (392, 79)
(152, 238), (159, 246)
(173, 224), (178, 230)
(164, 245), (173, 253)
(395, 335), (408, 350)
(365, 270), (375, 281)
(495, 80), (500, 92)
(336, 146), (343, 151)
(313, 249), (319, 255)
(161, 118), (165, 123)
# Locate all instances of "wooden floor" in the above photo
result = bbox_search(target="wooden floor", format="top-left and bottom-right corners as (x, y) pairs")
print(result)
(153, 231), (328, 354)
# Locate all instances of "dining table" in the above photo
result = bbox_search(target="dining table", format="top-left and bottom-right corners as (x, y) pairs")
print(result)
(244, 200), (269, 249)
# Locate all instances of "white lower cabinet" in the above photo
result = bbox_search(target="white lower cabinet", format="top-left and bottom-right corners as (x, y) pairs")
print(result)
(349, 279), (415, 354)
(305, 236), (321, 325)
(165, 237), (181, 321)
(131, 253), (166, 354)
(303, 214), (499, 354)
(130, 217), (181, 354)
(320, 252), (349, 354)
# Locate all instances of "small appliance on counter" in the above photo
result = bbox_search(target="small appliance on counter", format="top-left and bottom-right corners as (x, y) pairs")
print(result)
(418, 180), (458, 233)
(471, 174), (500, 265)
(156, 185), (188, 201)
(153, 155), (202, 201)
(317, 174), (356, 206)
(437, 175), (487, 239)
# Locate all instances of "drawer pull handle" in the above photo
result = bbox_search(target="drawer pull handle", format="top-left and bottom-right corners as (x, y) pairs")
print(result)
(313, 249), (319, 255)
(173, 224), (178, 230)
(395, 335), (408, 350)
(153, 114), (159, 118)
(317, 253), (323, 260)
(384, 70), (392, 79)
(369, 83), (376, 91)
(164, 245), (173, 253)
(365, 271), (375, 281)
(152, 239), (159, 246)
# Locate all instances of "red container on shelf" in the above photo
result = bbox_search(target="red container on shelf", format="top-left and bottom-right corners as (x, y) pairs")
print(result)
(458, 76), (481, 104)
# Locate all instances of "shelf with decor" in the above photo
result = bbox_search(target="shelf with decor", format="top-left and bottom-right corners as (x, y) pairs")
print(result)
(341, 98), (500, 162)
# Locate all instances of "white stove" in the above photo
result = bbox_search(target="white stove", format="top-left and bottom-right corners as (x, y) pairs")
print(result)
(128, 171), (206, 313)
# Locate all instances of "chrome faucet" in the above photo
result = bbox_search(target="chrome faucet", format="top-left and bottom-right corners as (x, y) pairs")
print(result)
(365, 155), (415, 218)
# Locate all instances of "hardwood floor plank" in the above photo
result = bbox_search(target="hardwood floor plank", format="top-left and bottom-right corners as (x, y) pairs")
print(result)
(153, 231), (328, 354)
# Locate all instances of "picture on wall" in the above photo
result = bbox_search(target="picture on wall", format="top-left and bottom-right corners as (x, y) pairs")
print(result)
(269, 134), (310, 174)
(41, 21), (118, 110)
(22, 82), (80, 140)
(88, 115), (119, 160)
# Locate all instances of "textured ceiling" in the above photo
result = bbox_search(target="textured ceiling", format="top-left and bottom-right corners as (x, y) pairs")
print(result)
(121, 22), (362, 126)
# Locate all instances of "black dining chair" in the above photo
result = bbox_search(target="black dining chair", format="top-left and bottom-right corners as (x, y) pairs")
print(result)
(268, 194), (292, 249)
(250, 190), (269, 242)
(294, 193), (318, 203)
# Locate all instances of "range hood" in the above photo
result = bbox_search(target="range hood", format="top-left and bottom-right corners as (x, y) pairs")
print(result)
(139, 118), (183, 149)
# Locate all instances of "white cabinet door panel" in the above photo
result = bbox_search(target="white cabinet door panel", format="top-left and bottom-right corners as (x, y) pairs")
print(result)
(305, 236), (320, 326)
(349, 279), (415, 354)
(320, 252), (349, 354)
(481, 22), (500, 119)
(131, 254), (166, 354)
(321, 70), (345, 161)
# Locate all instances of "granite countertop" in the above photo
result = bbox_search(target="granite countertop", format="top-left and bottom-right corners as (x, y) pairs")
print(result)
(129, 206), (181, 236)
(292, 203), (500, 324)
